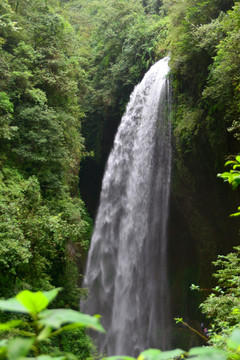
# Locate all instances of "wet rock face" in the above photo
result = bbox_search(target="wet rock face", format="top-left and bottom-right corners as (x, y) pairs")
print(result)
(168, 126), (239, 348)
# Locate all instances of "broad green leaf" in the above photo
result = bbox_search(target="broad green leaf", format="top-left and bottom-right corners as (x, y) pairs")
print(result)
(39, 309), (105, 332)
(217, 172), (231, 182)
(139, 348), (185, 360)
(0, 339), (8, 347)
(188, 346), (226, 360)
(16, 290), (49, 315)
(230, 170), (240, 175)
(0, 320), (22, 331)
(229, 212), (240, 217)
(0, 339), (8, 357)
(0, 298), (28, 314)
(236, 155), (240, 163)
(7, 337), (34, 360)
(225, 161), (236, 166)
(51, 322), (96, 334)
(104, 356), (136, 360)
(28, 356), (66, 360)
(37, 326), (52, 341)
(138, 349), (161, 360)
(43, 288), (62, 304)
(154, 349), (185, 360)
(227, 329), (240, 350)
(0, 348), (7, 357)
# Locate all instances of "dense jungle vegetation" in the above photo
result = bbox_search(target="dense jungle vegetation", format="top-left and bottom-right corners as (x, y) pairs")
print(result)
(1, 0), (240, 358)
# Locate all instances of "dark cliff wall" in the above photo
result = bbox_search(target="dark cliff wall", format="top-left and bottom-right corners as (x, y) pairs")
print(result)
(168, 122), (239, 347)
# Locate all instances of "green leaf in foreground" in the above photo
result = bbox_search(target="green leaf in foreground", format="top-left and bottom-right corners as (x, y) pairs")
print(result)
(139, 348), (185, 360)
(43, 288), (62, 304)
(39, 309), (105, 332)
(0, 339), (8, 356)
(227, 329), (240, 350)
(229, 212), (240, 217)
(28, 356), (66, 360)
(138, 349), (161, 360)
(0, 320), (22, 331)
(0, 298), (28, 314)
(16, 290), (49, 315)
(225, 160), (236, 166)
(37, 326), (52, 341)
(188, 346), (226, 360)
(103, 356), (136, 360)
(7, 337), (34, 360)
(229, 207), (240, 217)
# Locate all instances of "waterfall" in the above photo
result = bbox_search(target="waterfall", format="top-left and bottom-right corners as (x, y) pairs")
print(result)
(82, 57), (172, 356)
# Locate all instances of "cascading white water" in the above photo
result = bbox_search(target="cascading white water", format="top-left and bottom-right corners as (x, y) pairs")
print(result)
(82, 57), (172, 356)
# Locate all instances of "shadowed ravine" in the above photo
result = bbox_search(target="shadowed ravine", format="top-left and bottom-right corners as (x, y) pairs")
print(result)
(82, 57), (172, 356)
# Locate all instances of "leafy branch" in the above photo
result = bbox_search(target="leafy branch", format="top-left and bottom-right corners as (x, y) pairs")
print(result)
(218, 155), (240, 216)
(174, 318), (209, 343)
(0, 288), (104, 360)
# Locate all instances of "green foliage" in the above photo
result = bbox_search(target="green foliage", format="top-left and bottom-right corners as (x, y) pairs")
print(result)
(2, 1), (240, 359)
(0, 0), (93, 308)
(3, 289), (240, 360)
(218, 156), (240, 191)
(0, 91), (16, 142)
(174, 107), (203, 153)
(202, 2), (240, 118)
(0, 0), (86, 191)
(217, 155), (240, 217)
(103, 330), (240, 359)
(0, 289), (102, 360)
(0, 164), (92, 304)
(199, 246), (240, 346)
(77, 0), (167, 159)
(164, 0), (238, 160)
(51, 329), (97, 360)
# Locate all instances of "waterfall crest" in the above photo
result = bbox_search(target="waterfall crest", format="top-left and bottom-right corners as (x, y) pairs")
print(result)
(82, 57), (172, 356)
